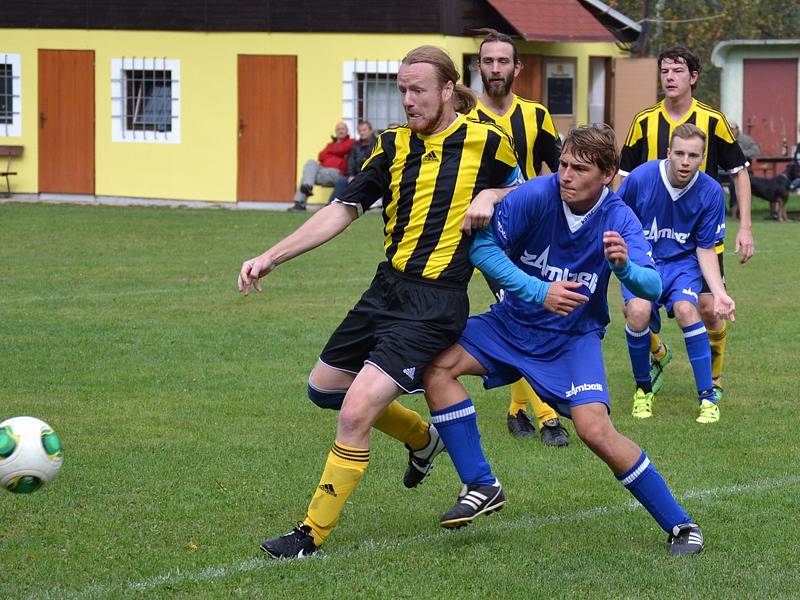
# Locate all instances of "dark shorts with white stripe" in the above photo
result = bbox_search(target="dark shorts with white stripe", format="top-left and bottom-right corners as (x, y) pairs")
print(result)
(320, 261), (468, 394)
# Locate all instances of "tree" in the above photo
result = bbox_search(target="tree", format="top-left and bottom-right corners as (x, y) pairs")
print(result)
(608, 0), (800, 106)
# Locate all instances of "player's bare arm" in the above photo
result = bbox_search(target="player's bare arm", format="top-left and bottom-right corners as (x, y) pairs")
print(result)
(731, 168), (755, 263)
(237, 202), (358, 295)
(696, 246), (735, 321)
(460, 186), (515, 234)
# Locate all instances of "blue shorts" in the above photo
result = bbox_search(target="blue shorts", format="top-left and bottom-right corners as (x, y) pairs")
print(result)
(622, 254), (702, 331)
(458, 309), (610, 419)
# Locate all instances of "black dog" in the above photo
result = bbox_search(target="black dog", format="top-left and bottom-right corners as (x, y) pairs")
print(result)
(749, 162), (800, 222)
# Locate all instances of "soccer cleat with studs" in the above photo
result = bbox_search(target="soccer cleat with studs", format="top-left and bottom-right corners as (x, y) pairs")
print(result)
(668, 523), (704, 556)
(696, 399), (720, 424)
(631, 388), (654, 419)
(403, 424), (446, 488)
(439, 481), (506, 529)
(259, 523), (318, 559)
(540, 418), (570, 447)
(506, 409), (536, 438)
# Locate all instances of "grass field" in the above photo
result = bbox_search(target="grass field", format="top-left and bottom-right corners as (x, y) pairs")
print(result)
(1, 200), (799, 599)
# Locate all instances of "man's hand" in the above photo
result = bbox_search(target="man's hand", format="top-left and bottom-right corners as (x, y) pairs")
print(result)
(237, 254), (276, 295)
(603, 231), (628, 268)
(542, 280), (589, 316)
(734, 228), (755, 264)
(714, 293), (736, 322)
(460, 189), (499, 234)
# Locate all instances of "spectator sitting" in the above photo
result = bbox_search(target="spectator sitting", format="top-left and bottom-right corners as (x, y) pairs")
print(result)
(289, 121), (354, 212)
(330, 120), (377, 203)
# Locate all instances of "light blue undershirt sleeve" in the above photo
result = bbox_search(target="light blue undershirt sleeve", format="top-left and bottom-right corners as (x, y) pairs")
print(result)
(469, 227), (550, 304)
(610, 259), (661, 301)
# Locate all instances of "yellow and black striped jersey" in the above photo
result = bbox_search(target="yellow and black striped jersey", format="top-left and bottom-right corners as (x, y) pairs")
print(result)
(468, 95), (561, 180)
(620, 98), (747, 180)
(338, 114), (519, 286)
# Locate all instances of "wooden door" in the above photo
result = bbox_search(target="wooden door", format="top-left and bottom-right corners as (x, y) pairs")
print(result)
(743, 58), (798, 156)
(610, 57), (657, 148)
(237, 55), (297, 201)
(513, 55), (542, 102)
(38, 50), (94, 194)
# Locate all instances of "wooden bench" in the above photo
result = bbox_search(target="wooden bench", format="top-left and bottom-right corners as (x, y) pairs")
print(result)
(0, 145), (23, 197)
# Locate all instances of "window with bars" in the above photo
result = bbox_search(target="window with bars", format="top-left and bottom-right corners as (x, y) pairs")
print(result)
(343, 61), (405, 133)
(125, 69), (172, 132)
(0, 54), (21, 136)
(0, 64), (12, 125)
(111, 58), (180, 143)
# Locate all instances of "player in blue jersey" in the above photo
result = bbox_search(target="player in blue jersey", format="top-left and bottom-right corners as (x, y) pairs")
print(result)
(422, 124), (704, 555)
(618, 123), (735, 424)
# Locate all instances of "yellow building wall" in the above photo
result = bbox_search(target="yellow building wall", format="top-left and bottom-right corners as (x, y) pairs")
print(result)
(0, 29), (624, 203)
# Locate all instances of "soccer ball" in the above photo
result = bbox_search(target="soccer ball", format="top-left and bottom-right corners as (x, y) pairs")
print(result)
(0, 416), (64, 493)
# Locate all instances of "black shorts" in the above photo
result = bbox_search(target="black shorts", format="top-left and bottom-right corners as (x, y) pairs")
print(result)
(319, 262), (469, 393)
(700, 246), (725, 294)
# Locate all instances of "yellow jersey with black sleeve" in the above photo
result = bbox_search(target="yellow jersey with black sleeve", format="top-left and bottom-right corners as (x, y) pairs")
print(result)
(337, 114), (520, 286)
(620, 98), (747, 180)
(468, 95), (561, 180)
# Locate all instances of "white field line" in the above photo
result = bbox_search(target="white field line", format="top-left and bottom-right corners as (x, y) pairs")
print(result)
(29, 474), (800, 600)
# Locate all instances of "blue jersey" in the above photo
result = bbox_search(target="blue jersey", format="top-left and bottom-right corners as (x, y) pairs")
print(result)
(618, 160), (725, 262)
(490, 174), (654, 334)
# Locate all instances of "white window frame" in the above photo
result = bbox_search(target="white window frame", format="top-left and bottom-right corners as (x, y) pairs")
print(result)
(111, 57), (181, 143)
(342, 60), (404, 133)
(0, 53), (22, 137)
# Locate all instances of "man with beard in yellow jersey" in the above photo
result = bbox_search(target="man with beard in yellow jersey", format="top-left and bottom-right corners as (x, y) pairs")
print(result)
(469, 29), (568, 446)
(619, 46), (755, 413)
(240, 46), (521, 558)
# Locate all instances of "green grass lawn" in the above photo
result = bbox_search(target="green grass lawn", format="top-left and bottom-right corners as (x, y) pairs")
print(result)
(1, 200), (799, 599)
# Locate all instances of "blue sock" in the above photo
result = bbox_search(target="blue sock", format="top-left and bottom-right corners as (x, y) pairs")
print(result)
(617, 451), (691, 532)
(430, 398), (495, 486)
(682, 321), (714, 403)
(626, 325), (652, 389)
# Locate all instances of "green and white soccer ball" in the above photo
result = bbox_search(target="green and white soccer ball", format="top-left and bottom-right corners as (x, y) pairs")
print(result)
(0, 416), (64, 493)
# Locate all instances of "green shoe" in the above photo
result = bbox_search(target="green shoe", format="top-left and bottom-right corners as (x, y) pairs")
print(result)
(696, 399), (720, 424)
(649, 342), (672, 395)
(632, 388), (654, 419)
(713, 386), (723, 403)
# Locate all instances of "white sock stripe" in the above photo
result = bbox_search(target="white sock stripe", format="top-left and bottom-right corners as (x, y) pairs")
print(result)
(620, 457), (651, 487)
(430, 405), (476, 424)
(625, 325), (651, 337)
(683, 326), (707, 339)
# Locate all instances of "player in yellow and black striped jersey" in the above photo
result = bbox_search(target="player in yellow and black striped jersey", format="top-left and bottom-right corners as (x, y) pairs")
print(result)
(470, 96), (560, 180)
(618, 46), (755, 409)
(620, 98), (745, 181)
(467, 28), (569, 446)
(340, 114), (520, 285)
(239, 46), (520, 559)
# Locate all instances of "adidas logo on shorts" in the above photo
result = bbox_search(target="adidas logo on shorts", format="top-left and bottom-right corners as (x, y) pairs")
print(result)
(403, 367), (416, 380)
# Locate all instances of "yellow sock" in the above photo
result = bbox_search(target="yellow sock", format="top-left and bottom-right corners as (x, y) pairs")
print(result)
(373, 400), (429, 450)
(304, 441), (369, 546)
(508, 379), (530, 415)
(708, 321), (728, 385)
(651, 332), (666, 360)
(530, 391), (557, 428)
